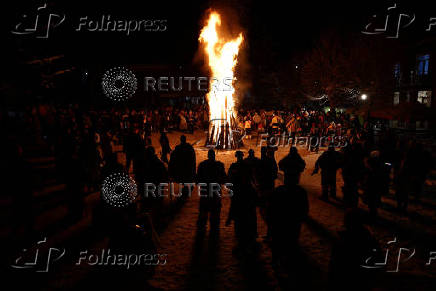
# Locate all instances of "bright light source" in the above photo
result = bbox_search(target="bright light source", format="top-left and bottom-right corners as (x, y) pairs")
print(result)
(361, 94), (368, 100)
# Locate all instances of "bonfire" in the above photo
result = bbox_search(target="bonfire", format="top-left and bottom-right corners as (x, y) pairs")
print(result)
(199, 11), (244, 149)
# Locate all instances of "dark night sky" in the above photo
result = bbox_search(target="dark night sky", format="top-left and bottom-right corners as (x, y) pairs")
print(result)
(2, 0), (434, 82)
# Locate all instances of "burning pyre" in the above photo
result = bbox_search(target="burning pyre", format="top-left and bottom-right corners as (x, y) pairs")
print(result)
(199, 11), (244, 149)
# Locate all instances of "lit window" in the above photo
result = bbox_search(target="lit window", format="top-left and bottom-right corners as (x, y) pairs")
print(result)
(394, 63), (401, 79)
(417, 91), (432, 107)
(417, 54), (430, 75)
(394, 92), (400, 105)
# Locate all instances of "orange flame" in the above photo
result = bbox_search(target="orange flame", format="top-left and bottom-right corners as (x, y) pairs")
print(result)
(199, 11), (243, 146)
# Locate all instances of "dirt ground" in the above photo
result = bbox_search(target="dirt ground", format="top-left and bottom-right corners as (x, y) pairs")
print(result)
(145, 131), (436, 290)
(9, 130), (435, 291)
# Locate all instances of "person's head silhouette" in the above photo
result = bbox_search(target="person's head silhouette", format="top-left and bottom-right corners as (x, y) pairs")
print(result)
(235, 150), (244, 162)
(180, 135), (187, 144)
(208, 149), (216, 161)
(328, 143), (335, 151)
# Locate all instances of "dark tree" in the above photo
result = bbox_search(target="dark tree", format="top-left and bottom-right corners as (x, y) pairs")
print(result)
(301, 31), (398, 107)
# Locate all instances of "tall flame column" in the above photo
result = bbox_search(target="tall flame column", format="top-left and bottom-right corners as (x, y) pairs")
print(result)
(199, 11), (243, 149)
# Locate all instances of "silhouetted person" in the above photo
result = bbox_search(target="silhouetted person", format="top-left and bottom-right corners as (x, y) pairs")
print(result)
(329, 210), (379, 291)
(342, 143), (364, 207)
(79, 129), (101, 192)
(169, 135), (196, 199)
(103, 200), (157, 286)
(133, 144), (147, 208)
(196, 149), (226, 234)
(243, 149), (262, 183)
(226, 151), (258, 253)
(159, 131), (171, 164)
(402, 142), (433, 201)
(124, 128), (144, 172)
(279, 146), (306, 186)
(101, 131), (114, 163)
(309, 123), (320, 152)
(258, 146), (278, 240)
(101, 151), (124, 178)
(268, 181), (308, 267)
(94, 156), (125, 230)
(143, 146), (168, 218)
(312, 144), (342, 200)
(259, 146), (278, 191)
(363, 151), (384, 218)
(395, 165), (410, 213)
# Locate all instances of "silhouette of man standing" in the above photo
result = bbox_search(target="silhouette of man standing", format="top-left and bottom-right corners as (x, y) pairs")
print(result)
(313, 144), (342, 200)
(259, 146), (278, 191)
(226, 151), (258, 252)
(279, 146), (306, 186)
(259, 146), (278, 240)
(159, 131), (171, 164)
(124, 128), (144, 172)
(143, 146), (168, 217)
(342, 143), (364, 207)
(363, 151), (384, 218)
(329, 210), (379, 290)
(243, 149), (262, 188)
(268, 179), (308, 267)
(169, 135), (196, 199)
(196, 149), (226, 234)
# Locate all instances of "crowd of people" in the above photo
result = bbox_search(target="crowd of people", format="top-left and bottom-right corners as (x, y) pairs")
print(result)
(236, 108), (365, 142)
(3, 102), (434, 288)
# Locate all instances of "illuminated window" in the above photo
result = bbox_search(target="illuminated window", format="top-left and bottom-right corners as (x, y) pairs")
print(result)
(394, 63), (401, 79)
(394, 92), (400, 105)
(417, 91), (432, 107)
(417, 54), (430, 75)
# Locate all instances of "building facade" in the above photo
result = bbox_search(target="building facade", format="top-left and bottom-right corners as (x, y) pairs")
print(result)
(391, 37), (436, 131)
